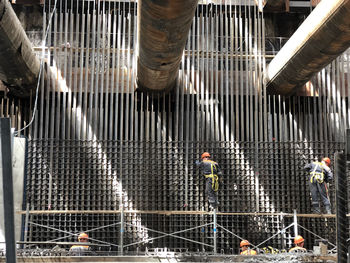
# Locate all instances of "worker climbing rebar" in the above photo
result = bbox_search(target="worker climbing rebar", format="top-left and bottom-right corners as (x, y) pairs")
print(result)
(195, 152), (222, 209)
(304, 157), (333, 214)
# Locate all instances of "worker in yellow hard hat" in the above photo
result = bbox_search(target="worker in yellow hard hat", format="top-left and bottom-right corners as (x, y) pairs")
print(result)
(69, 232), (90, 256)
(304, 157), (333, 214)
(195, 152), (222, 210)
(289, 235), (307, 253)
(240, 240), (257, 255)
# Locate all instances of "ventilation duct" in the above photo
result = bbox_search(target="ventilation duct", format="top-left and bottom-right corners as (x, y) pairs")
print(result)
(136, 0), (198, 92)
(266, 0), (350, 95)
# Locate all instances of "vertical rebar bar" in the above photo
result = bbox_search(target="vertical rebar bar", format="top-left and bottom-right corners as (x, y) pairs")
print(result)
(335, 152), (347, 263)
(120, 201), (124, 255)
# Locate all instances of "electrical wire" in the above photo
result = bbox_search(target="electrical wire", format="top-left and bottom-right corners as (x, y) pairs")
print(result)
(15, 0), (58, 135)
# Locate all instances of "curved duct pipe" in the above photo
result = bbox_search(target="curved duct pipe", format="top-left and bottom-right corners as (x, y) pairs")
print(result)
(136, 0), (198, 92)
(0, 0), (40, 97)
(264, 0), (286, 12)
(266, 0), (350, 96)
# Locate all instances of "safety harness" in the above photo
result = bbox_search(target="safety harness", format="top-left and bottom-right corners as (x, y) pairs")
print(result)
(204, 160), (219, 192)
(309, 162), (325, 183)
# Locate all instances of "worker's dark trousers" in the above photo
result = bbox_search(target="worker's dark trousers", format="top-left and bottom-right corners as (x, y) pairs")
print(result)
(205, 179), (218, 207)
(309, 181), (331, 213)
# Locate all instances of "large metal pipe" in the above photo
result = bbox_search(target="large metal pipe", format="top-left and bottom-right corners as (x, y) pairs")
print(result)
(263, 0), (286, 12)
(266, 0), (350, 96)
(136, 0), (198, 92)
(0, 0), (40, 97)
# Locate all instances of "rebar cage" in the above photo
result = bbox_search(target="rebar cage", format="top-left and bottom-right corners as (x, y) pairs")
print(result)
(24, 139), (343, 254)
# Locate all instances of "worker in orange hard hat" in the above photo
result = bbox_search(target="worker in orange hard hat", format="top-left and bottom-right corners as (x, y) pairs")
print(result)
(195, 152), (222, 210)
(289, 235), (307, 253)
(69, 232), (90, 256)
(304, 157), (333, 214)
(240, 240), (257, 255)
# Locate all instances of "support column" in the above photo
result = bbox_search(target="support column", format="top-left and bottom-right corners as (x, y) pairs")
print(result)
(335, 151), (347, 263)
(0, 118), (16, 263)
(293, 209), (298, 237)
(213, 208), (217, 254)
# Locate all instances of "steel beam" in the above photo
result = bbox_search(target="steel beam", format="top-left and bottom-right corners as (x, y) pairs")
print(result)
(136, 0), (198, 92)
(0, 0), (40, 97)
(266, 0), (350, 96)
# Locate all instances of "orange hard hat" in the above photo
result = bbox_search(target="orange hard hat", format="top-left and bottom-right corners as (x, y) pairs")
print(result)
(294, 235), (304, 245)
(322, 157), (331, 167)
(78, 232), (88, 241)
(240, 240), (250, 247)
(201, 152), (210, 159)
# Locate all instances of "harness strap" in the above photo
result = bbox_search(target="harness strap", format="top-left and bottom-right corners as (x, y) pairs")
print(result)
(204, 163), (219, 191)
(309, 162), (324, 183)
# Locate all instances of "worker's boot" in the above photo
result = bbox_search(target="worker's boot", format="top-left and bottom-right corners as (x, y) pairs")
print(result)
(312, 204), (321, 214)
(325, 205), (332, 215)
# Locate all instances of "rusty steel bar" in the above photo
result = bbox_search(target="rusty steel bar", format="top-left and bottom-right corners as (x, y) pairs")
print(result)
(136, 0), (199, 92)
(109, 8), (116, 140)
(195, 11), (200, 141)
(234, 3), (238, 140)
(125, 9), (131, 141)
(104, 10), (111, 141)
(56, 10), (62, 139)
(61, 11), (68, 140)
(120, 3), (126, 141)
(209, 7), (214, 141)
(66, 10), (73, 140)
(229, 2), (234, 141)
(93, 8), (101, 139)
(38, 12), (46, 140)
(114, 6), (121, 140)
(99, 7), (106, 141)
(130, 7), (136, 142)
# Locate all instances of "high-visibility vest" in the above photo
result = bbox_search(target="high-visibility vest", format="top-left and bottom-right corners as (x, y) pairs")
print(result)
(70, 245), (90, 255)
(240, 249), (257, 255)
(309, 162), (325, 183)
(203, 160), (219, 191)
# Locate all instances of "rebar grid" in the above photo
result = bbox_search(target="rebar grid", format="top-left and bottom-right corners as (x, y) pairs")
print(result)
(24, 139), (342, 253)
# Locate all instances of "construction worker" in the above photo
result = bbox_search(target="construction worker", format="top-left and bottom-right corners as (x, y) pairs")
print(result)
(195, 152), (222, 209)
(304, 157), (333, 214)
(289, 235), (307, 253)
(240, 240), (257, 255)
(69, 232), (90, 256)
